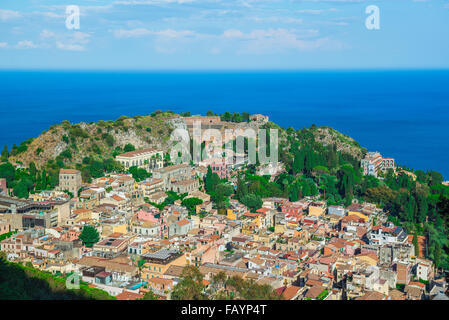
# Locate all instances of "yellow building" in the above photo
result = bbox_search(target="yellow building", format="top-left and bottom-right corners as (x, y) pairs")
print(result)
(274, 224), (286, 234)
(356, 253), (378, 266)
(308, 206), (325, 217)
(348, 211), (369, 222)
(241, 213), (262, 235)
(287, 220), (300, 229)
(72, 209), (99, 223)
(253, 232), (275, 246)
(101, 222), (128, 237)
(227, 209), (237, 220)
(142, 250), (186, 279)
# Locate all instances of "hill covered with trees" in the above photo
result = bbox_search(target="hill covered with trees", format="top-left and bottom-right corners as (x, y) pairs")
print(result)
(1, 110), (448, 270)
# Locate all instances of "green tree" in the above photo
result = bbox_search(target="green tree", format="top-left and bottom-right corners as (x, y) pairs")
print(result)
(78, 225), (100, 248)
(128, 166), (150, 182)
(241, 194), (263, 212)
(236, 174), (248, 201)
(289, 181), (301, 202)
(102, 133), (115, 147)
(1, 145), (8, 162)
(181, 197), (203, 213)
(204, 166), (220, 194)
(429, 170), (443, 186)
(123, 144), (136, 153)
(211, 183), (233, 209)
(221, 112), (232, 122)
(337, 164), (355, 200)
(171, 266), (207, 300)
(241, 112), (250, 122)
(0, 162), (15, 185)
(225, 275), (281, 300)
(412, 234), (419, 257)
(434, 242), (442, 270)
(142, 290), (158, 300)
(14, 178), (33, 199)
(312, 165), (329, 185)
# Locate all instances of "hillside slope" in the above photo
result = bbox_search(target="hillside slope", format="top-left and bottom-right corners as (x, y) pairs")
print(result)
(7, 112), (365, 170)
(8, 111), (177, 169)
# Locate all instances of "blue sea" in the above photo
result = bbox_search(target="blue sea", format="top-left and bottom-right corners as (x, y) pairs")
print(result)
(0, 70), (448, 179)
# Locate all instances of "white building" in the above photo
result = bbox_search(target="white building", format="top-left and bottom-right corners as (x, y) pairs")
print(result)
(116, 148), (164, 172)
(367, 225), (408, 246)
(361, 152), (395, 177)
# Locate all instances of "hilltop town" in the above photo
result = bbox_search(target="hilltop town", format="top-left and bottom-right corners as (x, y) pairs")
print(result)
(0, 111), (448, 301)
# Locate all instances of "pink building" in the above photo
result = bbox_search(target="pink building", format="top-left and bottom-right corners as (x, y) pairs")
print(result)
(201, 158), (230, 179)
(281, 202), (304, 215)
(61, 229), (81, 242)
(212, 160), (229, 179)
(136, 209), (159, 223)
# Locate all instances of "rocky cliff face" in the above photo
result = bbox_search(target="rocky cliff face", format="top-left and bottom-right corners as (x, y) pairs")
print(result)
(8, 113), (365, 169)
(9, 113), (177, 169)
(313, 126), (366, 160)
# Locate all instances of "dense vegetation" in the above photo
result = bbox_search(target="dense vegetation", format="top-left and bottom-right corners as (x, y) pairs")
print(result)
(0, 252), (114, 300)
(171, 265), (281, 300)
(0, 161), (59, 199)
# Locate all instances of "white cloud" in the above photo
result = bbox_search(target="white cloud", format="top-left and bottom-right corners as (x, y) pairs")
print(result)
(16, 40), (38, 49)
(55, 32), (91, 51)
(72, 32), (91, 44)
(249, 16), (303, 24)
(30, 11), (65, 19)
(0, 42), (8, 48)
(222, 29), (245, 39)
(40, 29), (56, 39)
(297, 8), (338, 15)
(56, 42), (86, 51)
(114, 0), (194, 5)
(221, 28), (340, 54)
(0, 9), (21, 21)
(114, 28), (194, 39)
(114, 28), (152, 38)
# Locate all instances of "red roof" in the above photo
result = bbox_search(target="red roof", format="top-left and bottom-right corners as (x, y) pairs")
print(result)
(177, 219), (190, 227)
(116, 290), (144, 300)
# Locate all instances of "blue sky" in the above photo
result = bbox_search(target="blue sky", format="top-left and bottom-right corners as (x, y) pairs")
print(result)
(0, 0), (449, 70)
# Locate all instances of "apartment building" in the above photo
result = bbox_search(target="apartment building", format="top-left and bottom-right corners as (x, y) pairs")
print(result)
(368, 225), (408, 246)
(0, 195), (70, 229)
(361, 152), (395, 177)
(140, 178), (164, 197)
(58, 169), (82, 195)
(116, 148), (164, 171)
(152, 163), (192, 189)
(200, 158), (230, 179)
(142, 249), (186, 279)
(170, 179), (199, 194)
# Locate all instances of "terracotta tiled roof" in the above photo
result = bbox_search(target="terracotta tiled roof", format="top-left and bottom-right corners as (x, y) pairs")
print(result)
(116, 290), (144, 300)
(281, 286), (301, 300)
(60, 169), (80, 174)
(177, 219), (191, 227)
